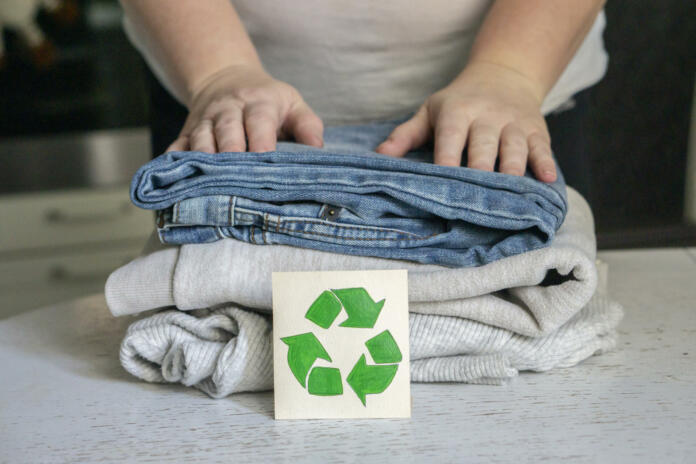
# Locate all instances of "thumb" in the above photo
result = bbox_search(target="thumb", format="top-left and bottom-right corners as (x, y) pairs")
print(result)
(376, 105), (431, 157)
(283, 101), (324, 147)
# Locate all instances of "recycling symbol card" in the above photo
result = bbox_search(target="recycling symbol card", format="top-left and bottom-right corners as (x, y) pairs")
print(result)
(272, 269), (411, 420)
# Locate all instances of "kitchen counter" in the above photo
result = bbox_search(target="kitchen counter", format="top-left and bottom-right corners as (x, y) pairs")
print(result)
(1, 248), (695, 463)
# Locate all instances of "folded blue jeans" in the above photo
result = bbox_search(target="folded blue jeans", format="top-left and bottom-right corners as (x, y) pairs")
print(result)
(130, 117), (568, 267)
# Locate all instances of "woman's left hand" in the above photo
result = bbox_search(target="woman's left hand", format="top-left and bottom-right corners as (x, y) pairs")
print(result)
(376, 61), (557, 183)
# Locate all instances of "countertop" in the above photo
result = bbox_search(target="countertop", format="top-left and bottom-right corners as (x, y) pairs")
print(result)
(1, 248), (695, 463)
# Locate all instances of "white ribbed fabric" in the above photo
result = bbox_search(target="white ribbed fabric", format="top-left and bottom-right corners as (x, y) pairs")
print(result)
(107, 186), (598, 337)
(120, 306), (274, 397)
(119, 271), (623, 398)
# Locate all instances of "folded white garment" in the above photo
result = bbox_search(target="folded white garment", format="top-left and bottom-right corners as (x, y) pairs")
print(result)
(119, 278), (623, 398)
(107, 186), (598, 337)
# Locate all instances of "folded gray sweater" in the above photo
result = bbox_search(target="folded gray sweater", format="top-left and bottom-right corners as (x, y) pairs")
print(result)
(119, 278), (623, 398)
(107, 186), (598, 337)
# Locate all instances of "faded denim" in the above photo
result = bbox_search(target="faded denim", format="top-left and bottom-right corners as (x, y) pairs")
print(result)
(130, 116), (568, 267)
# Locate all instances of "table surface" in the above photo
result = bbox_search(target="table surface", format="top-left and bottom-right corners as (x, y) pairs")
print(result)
(1, 248), (695, 463)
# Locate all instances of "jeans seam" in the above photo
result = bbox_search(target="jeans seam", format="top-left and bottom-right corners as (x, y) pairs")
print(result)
(262, 213), (268, 244)
(215, 176), (561, 226)
(157, 226), (166, 244)
(161, 214), (441, 241)
(278, 219), (427, 238)
(270, 225), (438, 242)
(171, 224), (439, 242)
(229, 196), (236, 227)
(233, 205), (427, 239)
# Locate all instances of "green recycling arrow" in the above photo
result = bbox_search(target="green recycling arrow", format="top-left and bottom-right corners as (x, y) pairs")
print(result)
(280, 332), (331, 388)
(305, 290), (342, 329)
(304, 287), (385, 329)
(307, 367), (343, 396)
(346, 354), (398, 406)
(365, 330), (402, 364)
(332, 287), (385, 328)
(283, 288), (402, 405)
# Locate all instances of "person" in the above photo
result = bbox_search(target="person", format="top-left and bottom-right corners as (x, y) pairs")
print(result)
(119, 0), (608, 202)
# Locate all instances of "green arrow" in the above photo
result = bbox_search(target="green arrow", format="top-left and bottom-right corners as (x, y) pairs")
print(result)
(365, 330), (402, 364)
(332, 287), (385, 328)
(280, 332), (331, 388)
(307, 367), (343, 396)
(305, 290), (342, 329)
(346, 354), (398, 406)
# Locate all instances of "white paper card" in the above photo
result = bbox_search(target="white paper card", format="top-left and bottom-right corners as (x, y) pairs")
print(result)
(272, 269), (411, 420)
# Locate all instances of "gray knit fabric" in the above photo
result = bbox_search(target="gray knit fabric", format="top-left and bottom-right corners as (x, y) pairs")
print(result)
(115, 185), (624, 397)
(107, 186), (598, 337)
(119, 289), (623, 398)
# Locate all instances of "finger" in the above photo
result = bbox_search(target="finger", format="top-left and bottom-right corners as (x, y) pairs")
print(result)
(376, 106), (430, 157)
(189, 119), (217, 153)
(214, 106), (246, 152)
(498, 123), (528, 176)
(527, 132), (557, 182)
(283, 102), (324, 147)
(166, 135), (189, 153)
(432, 109), (470, 166)
(466, 120), (500, 171)
(244, 102), (279, 152)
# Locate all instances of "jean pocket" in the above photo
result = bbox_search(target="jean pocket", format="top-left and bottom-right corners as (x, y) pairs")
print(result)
(237, 209), (441, 245)
(165, 195), (448, 246)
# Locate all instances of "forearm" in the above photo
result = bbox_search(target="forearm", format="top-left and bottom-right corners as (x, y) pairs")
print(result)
(463, 0), (606, 102)
(120, 0), (263, 106)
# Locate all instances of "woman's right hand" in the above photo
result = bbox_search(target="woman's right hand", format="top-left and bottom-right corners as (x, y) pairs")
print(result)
(167, 64), (324, 153)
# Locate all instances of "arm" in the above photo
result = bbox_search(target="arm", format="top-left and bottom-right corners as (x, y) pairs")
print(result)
(120, 0), (323, 153)
(377, 0), (606, 182)
(468, 0), (606, 102)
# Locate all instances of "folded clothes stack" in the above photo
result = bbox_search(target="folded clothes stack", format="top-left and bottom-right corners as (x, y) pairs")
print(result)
(106, 117), (624, 398)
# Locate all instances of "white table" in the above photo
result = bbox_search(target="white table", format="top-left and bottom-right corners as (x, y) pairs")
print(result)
(1, 248), (695, 463)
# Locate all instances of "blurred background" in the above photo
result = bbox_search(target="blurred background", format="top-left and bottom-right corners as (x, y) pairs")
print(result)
(0, 0), (695, 318)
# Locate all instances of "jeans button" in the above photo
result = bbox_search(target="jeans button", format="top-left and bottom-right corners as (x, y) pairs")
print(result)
(320, 204), (340, 221)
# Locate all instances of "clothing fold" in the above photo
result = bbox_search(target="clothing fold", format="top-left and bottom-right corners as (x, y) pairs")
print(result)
(129, 118), (568, 267)
(107, 187), (595, 338)
(114, 180), (625, 397)
(119, 287), (623, 398)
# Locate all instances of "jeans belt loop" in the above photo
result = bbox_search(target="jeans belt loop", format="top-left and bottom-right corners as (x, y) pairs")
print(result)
(230, 196), (238, 226)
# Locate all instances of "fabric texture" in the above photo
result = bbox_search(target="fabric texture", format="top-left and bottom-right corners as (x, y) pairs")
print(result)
(122, 2), (608, 124)
(130, 117), (568, 268)
(118, 267), (623, 398)
(107, 186), (596, 338)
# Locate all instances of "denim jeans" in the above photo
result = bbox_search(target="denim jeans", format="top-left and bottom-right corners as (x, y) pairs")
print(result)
(131, 117), (568, 267)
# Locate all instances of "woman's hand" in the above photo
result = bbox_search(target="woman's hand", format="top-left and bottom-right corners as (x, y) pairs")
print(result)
(167, 64), (324, 153)
(375, 61), (557, 183)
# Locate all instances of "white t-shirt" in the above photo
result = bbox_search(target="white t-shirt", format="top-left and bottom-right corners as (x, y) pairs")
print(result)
(123, 1), (608, 125)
